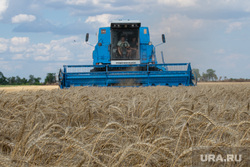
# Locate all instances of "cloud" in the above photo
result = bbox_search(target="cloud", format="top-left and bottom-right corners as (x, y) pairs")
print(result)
(0, 43), (8, 53)
(9, 46), (27, 53)
(153, 15), (205, 39)
(0, 36), (93, 79)
(34, 55), (51, 61)
(13, 19), (95, 35)
(0, 37), (30, 53)
(66, 0), (88, 5)
(0, 38), (9, 53)
(45, 0), (133, 16)
(226, 22), (242, 33)
(13, 19), (57, 33)
(12, 14), (36, 23)
(11, 37), (29, 45)
(12, 54), (25, 60)
(85, 14), (122, 27)
(0, 36), (93, 63)
(0, 0), (9, 19)
(158, 0), (197, 7)
(9, 37), (29, 53)
(29, 38), (74, 61)
(8, 0), (249, 37)
(65, 0), (118, 7)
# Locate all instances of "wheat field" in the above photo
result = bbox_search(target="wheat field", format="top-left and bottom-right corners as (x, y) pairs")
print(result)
(0, 83), (249, 166)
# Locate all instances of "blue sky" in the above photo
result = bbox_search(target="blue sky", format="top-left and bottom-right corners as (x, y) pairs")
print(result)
(0, 0), (250, 80)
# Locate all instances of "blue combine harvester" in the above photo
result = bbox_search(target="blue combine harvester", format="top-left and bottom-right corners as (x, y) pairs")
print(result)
(59, 20), (197, 88)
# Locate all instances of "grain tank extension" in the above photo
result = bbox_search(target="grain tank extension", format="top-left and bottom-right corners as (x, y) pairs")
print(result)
(59, 20), (197, 88)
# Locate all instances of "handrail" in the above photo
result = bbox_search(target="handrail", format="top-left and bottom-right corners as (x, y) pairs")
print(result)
(64, 63), (189, 68)
(63, 63), (190, 73)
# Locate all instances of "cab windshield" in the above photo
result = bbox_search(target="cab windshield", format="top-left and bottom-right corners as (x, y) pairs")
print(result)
(111, 28), (139, 60)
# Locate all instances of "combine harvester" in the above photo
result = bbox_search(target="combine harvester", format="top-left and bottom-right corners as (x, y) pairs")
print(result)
(59, 20), (197, 88)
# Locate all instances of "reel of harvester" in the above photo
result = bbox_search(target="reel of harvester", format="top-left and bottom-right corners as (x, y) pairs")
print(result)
(58, 69), (64, 88)
(192, 71), (198, 86)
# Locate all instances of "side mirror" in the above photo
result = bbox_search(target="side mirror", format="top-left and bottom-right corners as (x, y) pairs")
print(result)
(162, 34), (166, 43)
(85, 33), (89, 42)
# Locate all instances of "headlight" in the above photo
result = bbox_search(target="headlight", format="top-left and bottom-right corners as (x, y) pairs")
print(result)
(148, 42), (152, 45)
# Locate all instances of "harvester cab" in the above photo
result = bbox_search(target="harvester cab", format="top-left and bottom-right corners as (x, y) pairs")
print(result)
(59, 20), (197, 88)
(87, 20), (158, 65)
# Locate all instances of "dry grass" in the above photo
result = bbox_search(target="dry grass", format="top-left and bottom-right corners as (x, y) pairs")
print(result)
(0, 83), (249, 166)
(0, 85), (58, 92)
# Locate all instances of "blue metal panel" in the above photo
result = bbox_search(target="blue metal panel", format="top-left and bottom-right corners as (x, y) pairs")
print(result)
(93, 27), (111, 65)
(140, 45), (147, 62)
(98, 28), (111, 43)
(139, 27), (150, 44)
(139, 27), (154, 64)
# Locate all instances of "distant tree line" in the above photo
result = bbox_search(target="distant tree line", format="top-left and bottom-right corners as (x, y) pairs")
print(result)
(192, 69), (250, 82)
(192, 69), (218, 82)
(0, 71), (57, 85)
(44, 73), (57, 84)
(220, 78), (250, 82)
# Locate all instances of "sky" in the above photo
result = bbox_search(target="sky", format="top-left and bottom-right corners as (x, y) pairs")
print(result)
(0, 0), (250, 81)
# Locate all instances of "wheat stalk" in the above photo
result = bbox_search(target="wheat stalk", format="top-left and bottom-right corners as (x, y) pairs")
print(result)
(0, 83), (249, 166)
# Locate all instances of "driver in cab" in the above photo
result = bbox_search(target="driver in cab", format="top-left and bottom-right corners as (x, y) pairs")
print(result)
(117, 36), (131, 57)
